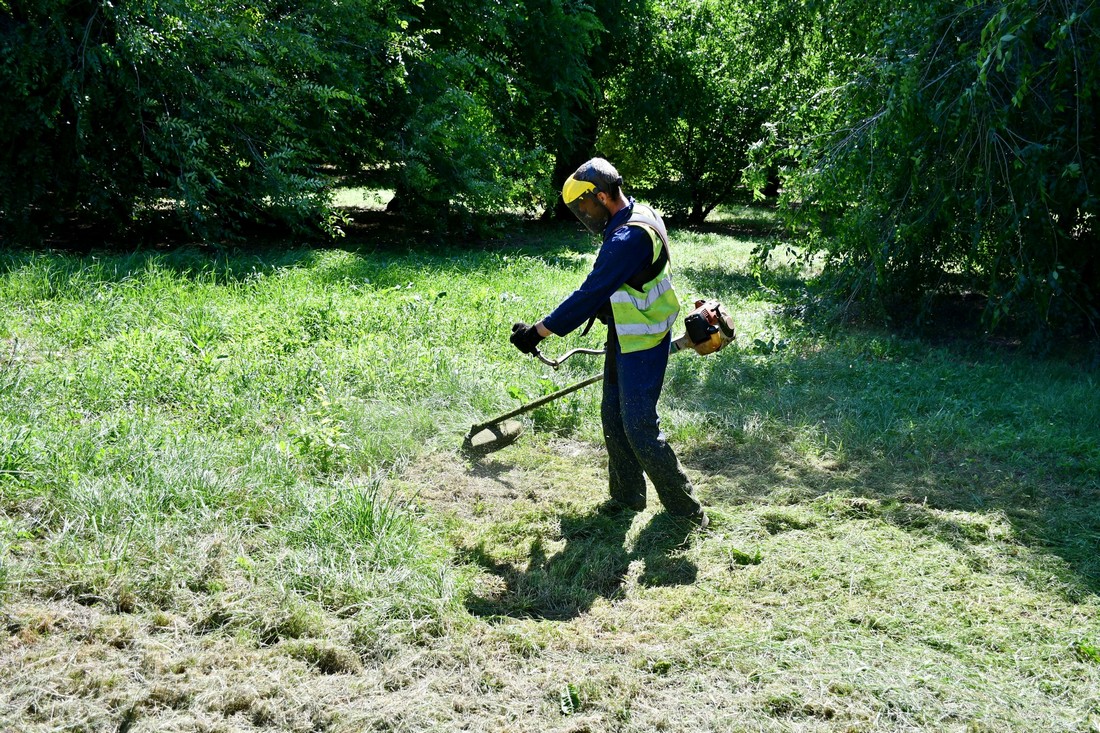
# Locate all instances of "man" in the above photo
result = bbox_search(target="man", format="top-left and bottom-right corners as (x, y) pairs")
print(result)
(510, 158), (708, 528)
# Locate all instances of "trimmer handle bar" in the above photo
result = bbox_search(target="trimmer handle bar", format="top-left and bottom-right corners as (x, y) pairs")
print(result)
(534, 347), (606, 369)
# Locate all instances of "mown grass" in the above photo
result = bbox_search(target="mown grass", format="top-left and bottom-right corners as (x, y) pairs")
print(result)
(1, 214), (1098, 732)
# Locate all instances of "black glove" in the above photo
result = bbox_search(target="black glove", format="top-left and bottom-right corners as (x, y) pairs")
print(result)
(510, 322), (544, 355)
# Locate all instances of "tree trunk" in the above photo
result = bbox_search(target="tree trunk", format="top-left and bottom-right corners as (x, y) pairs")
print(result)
(688, 200), (707, 225)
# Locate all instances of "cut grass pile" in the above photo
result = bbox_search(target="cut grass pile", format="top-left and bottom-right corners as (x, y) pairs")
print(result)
(1, 219), (1098, 732)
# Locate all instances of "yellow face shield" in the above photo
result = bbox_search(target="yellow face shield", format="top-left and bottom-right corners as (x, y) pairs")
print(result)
(562, 174), (610, 235)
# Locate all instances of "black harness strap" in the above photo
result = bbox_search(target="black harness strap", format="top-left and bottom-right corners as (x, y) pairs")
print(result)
(584, 205), (671, 336)
(624, 206), (671, 291)
(626, 240), (669, 291)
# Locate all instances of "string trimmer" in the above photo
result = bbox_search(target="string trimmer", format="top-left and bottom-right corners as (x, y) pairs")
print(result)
(462, 300), (736, 456)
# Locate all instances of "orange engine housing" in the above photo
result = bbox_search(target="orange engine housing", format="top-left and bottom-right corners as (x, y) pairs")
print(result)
(683, 299), (737, 355)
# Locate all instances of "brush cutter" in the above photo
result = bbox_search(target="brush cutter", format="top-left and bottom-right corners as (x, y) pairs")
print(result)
(462, 300), (736, 456)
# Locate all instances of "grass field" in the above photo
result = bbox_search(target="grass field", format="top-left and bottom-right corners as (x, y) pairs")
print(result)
(1, 211), (1098, 732)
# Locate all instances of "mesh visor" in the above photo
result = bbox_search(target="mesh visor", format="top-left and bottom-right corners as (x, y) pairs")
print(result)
(562, 175), (610, 235)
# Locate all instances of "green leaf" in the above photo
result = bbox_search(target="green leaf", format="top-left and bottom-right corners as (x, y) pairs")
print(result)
(1075, 640), (1100, 664)
(559, 683), (580, 715)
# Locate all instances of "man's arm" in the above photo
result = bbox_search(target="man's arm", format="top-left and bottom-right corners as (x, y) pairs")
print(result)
(540, 227), (653, 338)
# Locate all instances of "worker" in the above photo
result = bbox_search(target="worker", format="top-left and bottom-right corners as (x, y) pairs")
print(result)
(510, 158), (708, 529)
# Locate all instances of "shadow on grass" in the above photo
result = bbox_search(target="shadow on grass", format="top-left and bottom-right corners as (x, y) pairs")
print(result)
(0, 245), (318, 287)
(0, 219), (595, 291)
(676, 341), (1100, 599)
(0, 213), (781, 305)
(461, 509), (698, 621)
(671, 246), (1100, 599)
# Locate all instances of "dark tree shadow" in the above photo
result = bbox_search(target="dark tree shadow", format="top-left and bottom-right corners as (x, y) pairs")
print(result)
(667, 246), (1100, 600)
(673, 343), (1100, 599)
(462, 509), (700, 621)
(0, 217), (594, 287)
(633, 514), (699, 588)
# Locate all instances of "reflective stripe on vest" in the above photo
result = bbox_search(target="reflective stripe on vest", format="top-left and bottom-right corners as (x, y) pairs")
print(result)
(615, 310), (679, 337)
(611, 214), (680, 353)
(610, 275), (672, 311)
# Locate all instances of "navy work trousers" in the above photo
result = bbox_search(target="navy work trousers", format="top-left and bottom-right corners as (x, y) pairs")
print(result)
(602, 333), (702, 517)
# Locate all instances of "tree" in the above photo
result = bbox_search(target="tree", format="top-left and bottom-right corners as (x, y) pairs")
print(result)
(382, 0), (601, 228)
(780, 0), (1098, 339)
(0, 0), (417, 241)
(540, 0), (648, 220)
(598, 0), (786, 223)
(507, 0), (603, 218)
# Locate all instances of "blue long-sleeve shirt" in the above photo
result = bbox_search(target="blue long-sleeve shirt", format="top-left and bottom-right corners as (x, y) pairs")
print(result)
(543, 198), (654, 337)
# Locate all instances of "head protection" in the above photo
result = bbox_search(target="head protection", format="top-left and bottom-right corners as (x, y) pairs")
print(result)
(561, 158), (623, 235)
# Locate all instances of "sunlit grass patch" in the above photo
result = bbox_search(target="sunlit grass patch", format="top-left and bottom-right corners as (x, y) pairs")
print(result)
(1, 224), (1097, 732)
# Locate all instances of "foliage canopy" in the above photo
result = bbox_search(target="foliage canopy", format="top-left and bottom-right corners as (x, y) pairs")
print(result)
(601, 0), (797, 223)
(1, 0), (1097, 339)
(777, 0), (1098, 339)
(1, 0), (418, 239)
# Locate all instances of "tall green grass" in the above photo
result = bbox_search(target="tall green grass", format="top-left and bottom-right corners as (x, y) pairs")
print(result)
(0, 247), (522, 631)
(2, 234), (1097, 614)
(0, 238), (638, 629)
(1, 224), (1098, 731)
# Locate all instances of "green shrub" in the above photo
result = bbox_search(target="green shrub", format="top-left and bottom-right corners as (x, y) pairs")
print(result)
(779, 0), (1099, 341)
(0, 0), (412, 240)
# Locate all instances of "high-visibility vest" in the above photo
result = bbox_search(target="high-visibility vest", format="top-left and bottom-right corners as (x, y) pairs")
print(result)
(610, 204), (681, 353)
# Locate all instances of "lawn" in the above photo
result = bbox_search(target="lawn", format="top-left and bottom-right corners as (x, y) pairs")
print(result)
(1, 214), (1098, 732)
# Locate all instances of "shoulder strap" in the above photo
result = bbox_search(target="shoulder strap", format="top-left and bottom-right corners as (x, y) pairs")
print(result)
(625, 204), (670, 252)
(623, 204), (671, 291)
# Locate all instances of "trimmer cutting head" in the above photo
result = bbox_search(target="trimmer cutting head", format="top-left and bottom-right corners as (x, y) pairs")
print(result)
(462, 419), (525, 457)
(461, 372), (605, 458)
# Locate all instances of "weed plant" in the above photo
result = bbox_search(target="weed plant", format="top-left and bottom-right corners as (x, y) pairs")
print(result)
(0, 221), (1098, 732)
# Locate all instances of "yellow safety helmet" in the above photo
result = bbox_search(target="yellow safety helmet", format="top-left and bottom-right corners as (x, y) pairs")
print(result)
(562, 158), (623, 235)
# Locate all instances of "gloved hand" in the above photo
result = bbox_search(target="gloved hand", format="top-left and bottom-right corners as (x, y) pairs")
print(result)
(510, 322), (544, 355)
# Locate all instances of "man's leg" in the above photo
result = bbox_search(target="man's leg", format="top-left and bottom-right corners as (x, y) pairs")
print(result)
(602, 345), (647, 510)
(616, 335), (703, 519)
